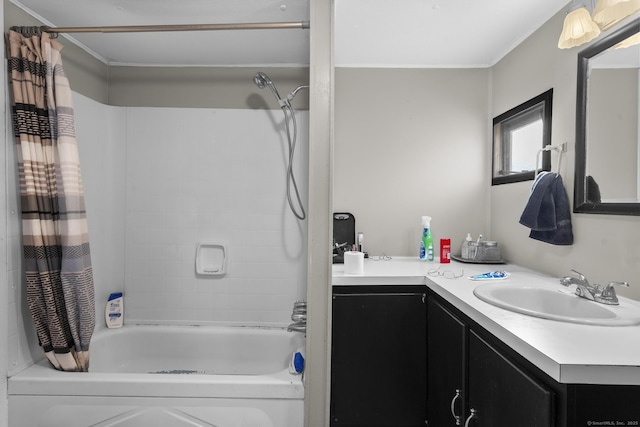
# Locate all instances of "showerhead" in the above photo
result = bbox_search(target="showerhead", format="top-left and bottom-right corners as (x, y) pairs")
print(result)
(253, 71), (283, 104)
(253, 72), (271, 89)
(252, 71), (307, 220)
(253, 71), (309, 109)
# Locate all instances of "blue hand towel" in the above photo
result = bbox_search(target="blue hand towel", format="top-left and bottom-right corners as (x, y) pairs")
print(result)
(519, 173), (573, 245)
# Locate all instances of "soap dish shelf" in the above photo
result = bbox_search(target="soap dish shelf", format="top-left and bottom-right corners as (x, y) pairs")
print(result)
(196, 243), (228, 277)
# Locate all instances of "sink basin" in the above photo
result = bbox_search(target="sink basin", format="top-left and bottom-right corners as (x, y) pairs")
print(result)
(473, 283), (640, 326)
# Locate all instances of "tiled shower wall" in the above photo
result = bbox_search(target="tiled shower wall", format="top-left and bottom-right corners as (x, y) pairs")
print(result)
(6, 92), (308, 374)
(123, 107), (309, 325)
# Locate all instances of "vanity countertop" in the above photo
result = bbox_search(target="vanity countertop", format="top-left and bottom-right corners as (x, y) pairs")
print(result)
(332, 256), (640, 386)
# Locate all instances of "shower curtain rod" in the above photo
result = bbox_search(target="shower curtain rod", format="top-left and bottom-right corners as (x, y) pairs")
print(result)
(38, 21), (310, 35)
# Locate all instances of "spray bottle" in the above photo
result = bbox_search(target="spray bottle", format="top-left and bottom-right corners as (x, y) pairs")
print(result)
(419, 216), (434, 261)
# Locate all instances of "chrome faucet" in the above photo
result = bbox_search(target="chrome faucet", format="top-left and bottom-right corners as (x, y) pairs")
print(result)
(560, 269), (629, 305)
(287, 300), (307, 333)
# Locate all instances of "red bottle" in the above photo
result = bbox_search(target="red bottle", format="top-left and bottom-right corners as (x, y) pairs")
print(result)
(440, 238), (451, 264)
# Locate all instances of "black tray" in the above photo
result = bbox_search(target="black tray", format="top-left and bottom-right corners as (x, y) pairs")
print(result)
(450, 254), (506, 264)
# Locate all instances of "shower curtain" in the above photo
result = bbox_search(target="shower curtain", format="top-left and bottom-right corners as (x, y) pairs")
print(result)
(6, 29), (95, 372)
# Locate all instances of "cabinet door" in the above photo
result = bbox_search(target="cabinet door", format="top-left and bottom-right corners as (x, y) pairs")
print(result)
(331, 292), (426, 427)
(570, 384), (640, 426)
(467, 331), (553, 427)
(427, 297), (467, 427)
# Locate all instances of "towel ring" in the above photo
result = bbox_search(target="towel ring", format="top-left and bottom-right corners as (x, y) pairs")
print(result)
(535, 143), (566, 176)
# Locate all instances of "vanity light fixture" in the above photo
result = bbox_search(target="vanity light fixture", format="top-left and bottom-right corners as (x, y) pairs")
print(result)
(558, 0), (640, 48)
(558, 2), (601, 49)
(592, 0), (640, 30)
(613, 31), (640, 47)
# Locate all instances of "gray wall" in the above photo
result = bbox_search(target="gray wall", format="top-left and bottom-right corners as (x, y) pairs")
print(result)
(490, 9), (640, 300)
(108, 66), (309, 109)
(334, 68), (491, 258)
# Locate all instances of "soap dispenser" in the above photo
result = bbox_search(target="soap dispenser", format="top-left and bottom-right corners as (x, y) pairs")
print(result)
(462, 233), (473, 259)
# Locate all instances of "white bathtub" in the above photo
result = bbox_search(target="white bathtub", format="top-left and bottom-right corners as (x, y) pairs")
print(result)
(9, 325), (305, 427)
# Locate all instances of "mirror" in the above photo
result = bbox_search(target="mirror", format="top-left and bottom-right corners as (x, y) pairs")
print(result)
(492, 89), (553, 185)
(575, 18), (640, 215)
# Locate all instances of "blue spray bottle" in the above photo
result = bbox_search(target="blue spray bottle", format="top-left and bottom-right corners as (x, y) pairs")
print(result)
(419, 216), (434, 261)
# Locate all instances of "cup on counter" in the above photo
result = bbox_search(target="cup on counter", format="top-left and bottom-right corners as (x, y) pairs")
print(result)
(344, 251), (365, 274)
(467, 242), (479, 260)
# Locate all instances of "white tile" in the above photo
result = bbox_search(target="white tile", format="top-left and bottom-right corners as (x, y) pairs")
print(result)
(120, 107), (308, 324)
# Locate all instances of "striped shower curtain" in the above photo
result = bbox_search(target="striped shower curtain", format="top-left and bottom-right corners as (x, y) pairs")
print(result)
(6, 29), (95, 372)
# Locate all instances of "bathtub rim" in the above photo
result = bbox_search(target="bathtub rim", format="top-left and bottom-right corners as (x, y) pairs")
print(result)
(9, 324), (305, 400)
(9, 360), (304, 399)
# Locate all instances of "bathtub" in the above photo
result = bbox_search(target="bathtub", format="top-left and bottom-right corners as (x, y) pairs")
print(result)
(8, 325), (305, 427)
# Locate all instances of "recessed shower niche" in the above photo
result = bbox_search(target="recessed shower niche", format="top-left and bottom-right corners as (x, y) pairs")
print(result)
(195, 243), (228, 277)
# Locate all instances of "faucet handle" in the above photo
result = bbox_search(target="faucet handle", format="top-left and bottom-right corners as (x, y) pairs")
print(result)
(605, 281), (629, 287)
(571, 269), (589, 285)
(598, 281), (630, 305)
(601, 281), (629, 293)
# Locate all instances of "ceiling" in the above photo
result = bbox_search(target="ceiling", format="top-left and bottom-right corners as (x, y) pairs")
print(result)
(11, 0), (569, 68)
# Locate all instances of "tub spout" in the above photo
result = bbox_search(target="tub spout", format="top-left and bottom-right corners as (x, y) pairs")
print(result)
(287, 324), (307, 333)
(288, 300), (306, 333)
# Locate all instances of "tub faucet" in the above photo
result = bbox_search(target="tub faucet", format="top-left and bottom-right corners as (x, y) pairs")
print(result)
(560, 269), (629, 305)
(287, 300), (307, 333)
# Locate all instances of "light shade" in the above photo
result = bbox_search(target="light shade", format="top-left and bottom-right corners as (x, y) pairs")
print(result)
(614, 31), (640, 48)
(592, 0), (640, 30)
(558, 6), (602, 49)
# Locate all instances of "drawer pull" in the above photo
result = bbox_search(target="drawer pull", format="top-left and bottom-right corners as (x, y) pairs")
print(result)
(464, 408), (478, 427)
(450, 389), (462, 425)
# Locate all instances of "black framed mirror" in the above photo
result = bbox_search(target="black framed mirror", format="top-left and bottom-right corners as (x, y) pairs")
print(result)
(575, 17), (640, 215)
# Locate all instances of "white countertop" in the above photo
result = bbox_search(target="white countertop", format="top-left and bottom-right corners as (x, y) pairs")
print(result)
(332, 256), (640, 386)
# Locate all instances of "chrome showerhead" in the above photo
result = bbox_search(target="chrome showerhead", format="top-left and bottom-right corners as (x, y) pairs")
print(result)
(253, 71), (283, 103)
(252, 71), (308, 220)
(253, 72), (271, 89)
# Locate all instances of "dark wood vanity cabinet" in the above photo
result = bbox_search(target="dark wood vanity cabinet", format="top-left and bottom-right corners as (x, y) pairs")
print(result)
(428, 291), (640, 427)
(331, 284), (640, 427)
(330, 285), (427, 427)
(427, 296), (553, 426)
(427, 296), (467, 426)
(467, 331), (554, 426)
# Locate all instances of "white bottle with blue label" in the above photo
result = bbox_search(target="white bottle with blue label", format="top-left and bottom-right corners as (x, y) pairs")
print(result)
(105, 292), (124, 329)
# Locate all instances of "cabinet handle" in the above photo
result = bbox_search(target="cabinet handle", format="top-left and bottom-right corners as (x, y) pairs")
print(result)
(450, 389), (462, 425)
(464, 409), (478, 427)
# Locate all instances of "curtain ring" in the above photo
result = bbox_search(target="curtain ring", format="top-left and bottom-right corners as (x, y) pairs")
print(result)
(9, 26), (44, 38)
(41, 26), (59, 39)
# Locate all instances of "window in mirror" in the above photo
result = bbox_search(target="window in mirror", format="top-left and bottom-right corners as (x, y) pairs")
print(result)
(492, 89), (553, 185)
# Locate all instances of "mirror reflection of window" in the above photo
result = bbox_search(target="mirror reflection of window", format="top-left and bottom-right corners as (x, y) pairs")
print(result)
(492, 89), (553, 185)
